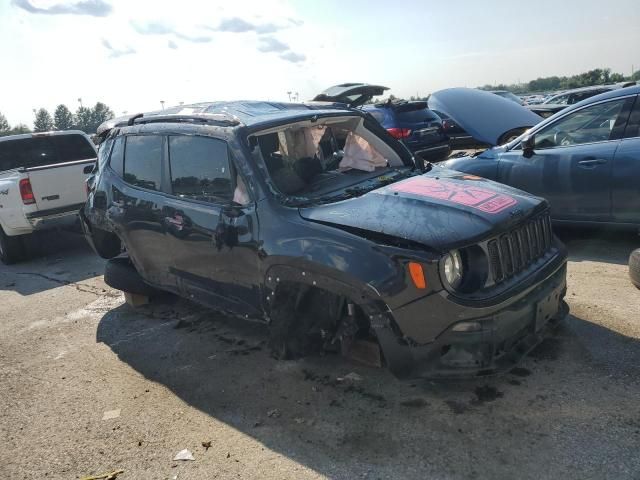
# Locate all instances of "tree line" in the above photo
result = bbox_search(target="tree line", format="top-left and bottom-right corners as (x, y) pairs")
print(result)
(0, 102), (115, 137)
(478, 68), (640, 94)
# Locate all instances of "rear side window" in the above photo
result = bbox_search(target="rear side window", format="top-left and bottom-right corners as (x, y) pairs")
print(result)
(50, 134), (95, 162)
(367, 110), (386, 123)
(395, 107), (439, 124)
(109, 137), (125, 175)
(123, 136), (162, 191)
(168, 136), (232, 202)
(97, 138), (113, 170)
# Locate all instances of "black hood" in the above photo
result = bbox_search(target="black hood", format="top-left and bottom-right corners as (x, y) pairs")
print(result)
(299, 170), (545, 252)
(428, 88), (541, 146)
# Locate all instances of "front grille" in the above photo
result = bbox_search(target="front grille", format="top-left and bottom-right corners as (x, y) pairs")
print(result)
(488, 213), (553, 284)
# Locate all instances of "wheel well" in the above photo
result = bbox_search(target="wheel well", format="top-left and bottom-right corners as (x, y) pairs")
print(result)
(268, 281), (373, 358)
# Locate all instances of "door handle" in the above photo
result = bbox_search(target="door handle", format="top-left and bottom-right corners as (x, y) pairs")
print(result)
(577, 158), (607, 168)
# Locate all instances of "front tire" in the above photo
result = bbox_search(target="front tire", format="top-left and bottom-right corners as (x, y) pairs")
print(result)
(0, 228), (26, 265)
(104, 256), (159, 297)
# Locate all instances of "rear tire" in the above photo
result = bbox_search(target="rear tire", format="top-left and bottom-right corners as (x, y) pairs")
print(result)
(104, 256), (159, 297)
(629, 249), (640, 289)
(0, 228), (26, 265)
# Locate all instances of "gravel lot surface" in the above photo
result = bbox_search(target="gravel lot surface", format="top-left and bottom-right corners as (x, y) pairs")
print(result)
(1, 229), (639, 479)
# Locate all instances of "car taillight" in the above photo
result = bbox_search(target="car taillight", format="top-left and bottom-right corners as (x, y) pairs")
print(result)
(387, 127), (412, 139)
(19, 178), (35, 205)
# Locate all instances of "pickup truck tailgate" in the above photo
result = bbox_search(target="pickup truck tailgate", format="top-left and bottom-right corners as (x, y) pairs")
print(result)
(27, 159), (94, 214)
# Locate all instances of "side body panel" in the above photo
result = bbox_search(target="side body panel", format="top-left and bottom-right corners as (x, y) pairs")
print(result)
(611, 136), (640, 224)
(496, 142), (616, 221)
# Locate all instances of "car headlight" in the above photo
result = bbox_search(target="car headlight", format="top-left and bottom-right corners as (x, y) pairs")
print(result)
(443, 250), (463, 289)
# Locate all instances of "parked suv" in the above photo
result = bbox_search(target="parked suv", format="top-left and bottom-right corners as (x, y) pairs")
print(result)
(313, 84), (450, 162)
(81, 100), (568, 378)
(0, 130), (96, 263)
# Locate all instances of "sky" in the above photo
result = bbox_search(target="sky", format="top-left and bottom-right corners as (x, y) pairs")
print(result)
(0, 0), (638, 126)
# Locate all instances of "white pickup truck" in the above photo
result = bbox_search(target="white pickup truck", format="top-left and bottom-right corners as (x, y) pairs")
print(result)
(0, 130), (96, 264)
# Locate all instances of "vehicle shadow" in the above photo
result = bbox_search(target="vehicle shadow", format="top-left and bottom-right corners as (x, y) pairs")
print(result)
(0, 230), (104, 296)
(95, 299), (640, 478)
(555, 226), (638, 266)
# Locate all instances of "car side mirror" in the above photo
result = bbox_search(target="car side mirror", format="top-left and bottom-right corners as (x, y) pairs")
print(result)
(521, 134), (535, 158)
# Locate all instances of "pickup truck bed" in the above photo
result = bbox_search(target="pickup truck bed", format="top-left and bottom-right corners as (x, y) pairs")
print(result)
(0, 131), (96, 264)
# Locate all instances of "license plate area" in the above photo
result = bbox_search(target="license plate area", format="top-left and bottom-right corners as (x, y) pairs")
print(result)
(535, 294), (558, 332)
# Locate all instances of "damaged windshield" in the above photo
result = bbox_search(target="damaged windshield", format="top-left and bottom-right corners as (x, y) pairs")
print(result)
(250, 116), (413, 204)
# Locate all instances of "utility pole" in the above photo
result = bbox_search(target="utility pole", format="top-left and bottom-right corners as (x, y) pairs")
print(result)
(78, 98), (83, 109)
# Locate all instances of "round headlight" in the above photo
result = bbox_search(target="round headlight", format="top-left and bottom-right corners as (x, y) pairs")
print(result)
(443, 250), (463, 289)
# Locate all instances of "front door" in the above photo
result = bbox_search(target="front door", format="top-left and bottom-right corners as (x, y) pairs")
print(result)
(162, 134), (261, 316)
(498, 96), (633, 222)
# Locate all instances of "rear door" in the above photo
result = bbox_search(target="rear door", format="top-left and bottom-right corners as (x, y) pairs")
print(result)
(107, 134), (176, 288)
(163, 134), (261, 315)
(611, 95), (640, 224)
(25, 134), (96, 212)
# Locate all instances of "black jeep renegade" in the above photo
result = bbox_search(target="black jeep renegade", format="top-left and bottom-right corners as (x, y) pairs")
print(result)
(81, 99), (568, 378)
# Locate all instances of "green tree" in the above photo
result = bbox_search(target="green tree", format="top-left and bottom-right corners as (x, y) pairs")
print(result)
(33, 108), (54, 132)
(8, 124), (31, 135)
(0, 111), (9, 135)
(75, 106), (93, 133)
(53, 104), (74, 131)
(631, 70), (640, 81)
(89, 102), (114, 132)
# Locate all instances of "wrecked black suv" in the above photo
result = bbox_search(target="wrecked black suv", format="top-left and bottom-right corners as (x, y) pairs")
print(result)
(81, 98), (568, 378)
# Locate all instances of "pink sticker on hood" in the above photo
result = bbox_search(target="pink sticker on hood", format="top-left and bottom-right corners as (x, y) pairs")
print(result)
(387, 176), (517, 214)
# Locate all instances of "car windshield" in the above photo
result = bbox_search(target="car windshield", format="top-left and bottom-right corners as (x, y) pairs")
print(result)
(250, 116), (411, 204)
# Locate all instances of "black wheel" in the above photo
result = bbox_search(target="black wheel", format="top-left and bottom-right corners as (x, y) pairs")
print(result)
(0, 228), (26, 265)
(629, 249), (640, 289)
(104, 256), (159, 297)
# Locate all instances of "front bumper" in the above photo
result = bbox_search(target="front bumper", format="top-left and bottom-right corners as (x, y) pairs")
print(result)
(375, 257), (568, 379)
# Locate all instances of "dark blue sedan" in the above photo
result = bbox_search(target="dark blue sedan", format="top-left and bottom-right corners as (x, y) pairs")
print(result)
(440, 86), (640, 227)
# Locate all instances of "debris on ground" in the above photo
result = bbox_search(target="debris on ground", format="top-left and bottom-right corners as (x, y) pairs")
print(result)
(80, 469), (124, 480)
(102, 409), (121, 420)
(400, 397), (429, 408)
(201, 441), (212, 451)
(267, 408), (281, 418)
(472, 385), (504, 405)
(343, 339), (382, 367)
(173, 449), (195, 461)
(337, 372), (363, 382)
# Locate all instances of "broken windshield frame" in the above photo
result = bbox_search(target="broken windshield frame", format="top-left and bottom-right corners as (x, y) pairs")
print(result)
(247, 115), (424, 206)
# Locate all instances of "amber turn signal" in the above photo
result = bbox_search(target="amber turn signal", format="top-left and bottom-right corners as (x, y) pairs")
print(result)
(408, 262), (427, 289)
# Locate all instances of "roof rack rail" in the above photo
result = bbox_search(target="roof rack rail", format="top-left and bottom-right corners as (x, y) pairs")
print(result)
(128, 113), (143, 126)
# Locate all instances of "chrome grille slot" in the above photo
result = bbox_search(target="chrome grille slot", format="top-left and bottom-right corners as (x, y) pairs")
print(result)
(488, 240), (503, 282)
(487, 213), (553, 285)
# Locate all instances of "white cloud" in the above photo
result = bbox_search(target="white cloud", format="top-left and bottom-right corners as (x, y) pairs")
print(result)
(12, 0), (112, 17)
(101, 38), (135, 58)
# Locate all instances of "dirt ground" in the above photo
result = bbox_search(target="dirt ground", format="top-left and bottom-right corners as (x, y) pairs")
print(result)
(1, 228), (639, 480)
